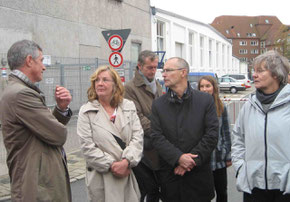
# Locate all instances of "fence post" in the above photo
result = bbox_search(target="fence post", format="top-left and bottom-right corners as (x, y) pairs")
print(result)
(59, 63), (65, 86)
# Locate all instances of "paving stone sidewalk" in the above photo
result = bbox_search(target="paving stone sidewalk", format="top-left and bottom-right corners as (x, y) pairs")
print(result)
(0, 150), (86, 201)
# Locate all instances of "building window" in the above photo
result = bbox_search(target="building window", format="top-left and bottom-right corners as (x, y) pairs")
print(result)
(131, 42), (141, 63)
(251, 49), (259, 54)
(265, 19), (269, 23)
(239, 49), (248, 54)
(216, 42), (220, 68)
(209, 39), (213, 68)
(261, 49), (265, 54)
(250, 24), (253, 27)
(240, 57), (248, 62)
(240, 41), (247, 46)
(200, 36), (204, 67)
(175, 42), (184, 58)
(237, 33), (240, 37)
(260, 41), (265, 48)
(188, 33), (195, 66)
(157, 20), (165, 51)
(222, 44), (225, 67)
(226, 30), (229, 34)
(250, 41), (259, 46)
(227, 46), (230, 69)
(247, 33), (256, 37)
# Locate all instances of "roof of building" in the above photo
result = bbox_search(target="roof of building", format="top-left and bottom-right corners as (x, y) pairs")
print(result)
(153, 7), (232, 44)
(211, 15), (286, 46)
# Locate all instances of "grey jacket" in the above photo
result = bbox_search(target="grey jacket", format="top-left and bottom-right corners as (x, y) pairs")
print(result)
(231, 84), (290, 194)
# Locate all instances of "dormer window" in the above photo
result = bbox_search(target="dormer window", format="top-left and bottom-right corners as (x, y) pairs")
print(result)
(265, 19), (269, 23)
(237, 33), (240, 37)
(226, 30), (229, 34)
(250, 24), (253, 27)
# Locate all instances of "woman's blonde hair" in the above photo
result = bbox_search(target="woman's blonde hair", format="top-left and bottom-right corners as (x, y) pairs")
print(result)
(87, 65), (124, 108)
(198, 75), (224, 117)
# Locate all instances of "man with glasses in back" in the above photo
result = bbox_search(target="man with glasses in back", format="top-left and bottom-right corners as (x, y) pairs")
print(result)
(125, 50), (163, 201)
(150, 57), (219, 202)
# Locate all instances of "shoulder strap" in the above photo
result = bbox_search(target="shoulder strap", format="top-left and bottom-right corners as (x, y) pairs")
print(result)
(111, 134), (126, 150)
(87, 109), (126, 150)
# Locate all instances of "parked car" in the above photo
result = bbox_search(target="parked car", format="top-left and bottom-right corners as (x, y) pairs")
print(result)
(221, 74), (251, 88)
(218, 77), (246, 93)
(188, 72), (218, 89)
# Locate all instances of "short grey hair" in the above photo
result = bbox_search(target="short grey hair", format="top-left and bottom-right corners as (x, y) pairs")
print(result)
(7, 40), (42, 70)
(253, 50), (289, 84)
(167, 57), (189, 74)
(137, 50), (158, 66)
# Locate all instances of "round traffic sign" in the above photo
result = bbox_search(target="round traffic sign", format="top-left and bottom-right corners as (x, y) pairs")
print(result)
(108, 35), (123, 51)
(109, 52), (123, 68)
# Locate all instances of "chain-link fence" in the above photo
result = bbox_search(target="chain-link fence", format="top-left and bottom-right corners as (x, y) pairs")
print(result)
(39, 57), (136, 112)
(0, 55), (137, 112)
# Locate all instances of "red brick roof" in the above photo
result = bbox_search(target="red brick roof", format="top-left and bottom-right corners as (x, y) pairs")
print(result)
(211, 15), (283, 46)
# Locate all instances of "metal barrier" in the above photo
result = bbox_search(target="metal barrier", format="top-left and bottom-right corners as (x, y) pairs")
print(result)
(38, 57), (136, 112)
(222, 98), (249, 131)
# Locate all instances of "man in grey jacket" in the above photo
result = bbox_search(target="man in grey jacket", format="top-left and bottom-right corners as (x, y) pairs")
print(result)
(0, 40), (72, 201)
(231, 50), (290, 202)
(125, 50), (163, 202)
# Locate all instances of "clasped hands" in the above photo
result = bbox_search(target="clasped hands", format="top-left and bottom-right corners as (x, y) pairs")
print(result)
(110, 159), (130, 178)
(174, 153), (198, 176)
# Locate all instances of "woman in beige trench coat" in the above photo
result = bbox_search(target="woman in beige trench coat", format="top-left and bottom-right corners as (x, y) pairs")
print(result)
(77, 65), (143, 202)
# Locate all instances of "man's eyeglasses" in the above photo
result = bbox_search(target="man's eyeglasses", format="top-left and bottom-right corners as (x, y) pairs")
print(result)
(95, 78), (113, 84)
(161, 68), (185, 74)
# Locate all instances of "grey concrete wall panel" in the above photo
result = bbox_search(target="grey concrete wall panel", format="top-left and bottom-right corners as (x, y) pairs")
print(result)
(0, 7), (35, 34)
(33, 16), (80, 57)
(0, 28), (32, 53)
(0, 0), (152, 60)
(79, 24), (100, 47)
(0, 0), (79, 22)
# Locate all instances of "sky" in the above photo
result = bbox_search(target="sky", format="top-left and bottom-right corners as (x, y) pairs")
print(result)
(150, 0), (290, 25)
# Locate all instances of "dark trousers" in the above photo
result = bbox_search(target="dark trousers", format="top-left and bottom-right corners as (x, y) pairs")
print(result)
(156, 168), (213, 202)
(213, 167), (228, 202)
(133, 161), (161, 202)
(244, 188), (290, 202)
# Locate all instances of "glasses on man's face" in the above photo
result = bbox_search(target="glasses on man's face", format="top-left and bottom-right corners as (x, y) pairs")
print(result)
(161, 68), (185, 74)
(95, 78), (113, 84)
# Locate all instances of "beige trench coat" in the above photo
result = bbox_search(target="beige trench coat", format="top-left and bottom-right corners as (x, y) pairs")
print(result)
(0, 75), (71, 202)
(77, 99), (143, 202)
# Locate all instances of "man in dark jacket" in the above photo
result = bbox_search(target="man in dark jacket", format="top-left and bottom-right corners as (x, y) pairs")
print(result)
(151, 57), (219, 202)
(125, 50), (163, 201)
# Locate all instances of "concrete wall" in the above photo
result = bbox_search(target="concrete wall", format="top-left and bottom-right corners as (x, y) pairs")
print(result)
(0, 0), (152, 61)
